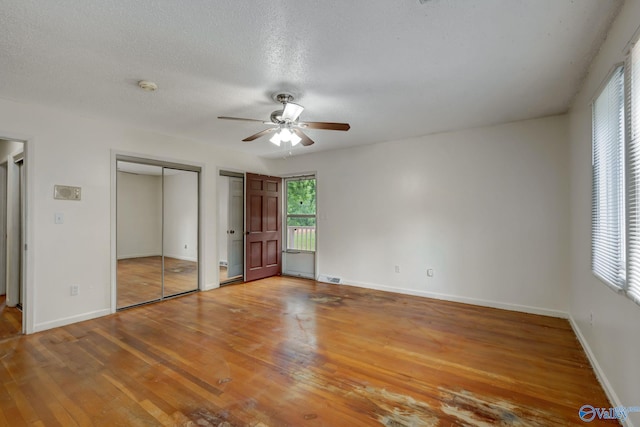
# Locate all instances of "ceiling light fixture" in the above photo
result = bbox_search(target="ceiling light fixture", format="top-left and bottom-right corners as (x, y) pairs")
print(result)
(137, 80), (158, 92)
(218, 92), (350, 147)
(270, 127), (302, 147)
(269, 132), (282, 146)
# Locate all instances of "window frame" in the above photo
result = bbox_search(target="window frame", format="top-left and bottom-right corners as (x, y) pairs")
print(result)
(284, 175), (317, 253)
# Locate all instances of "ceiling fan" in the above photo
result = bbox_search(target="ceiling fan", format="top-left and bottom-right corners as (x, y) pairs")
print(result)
(218, 93), (350, 147)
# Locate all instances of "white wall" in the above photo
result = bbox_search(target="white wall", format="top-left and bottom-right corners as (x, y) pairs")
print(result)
(217, 175), (229, 264)
(0, 96), (271, 333)
(568, 0), (640, 423)
(116, 171), (162, 259)
(271, 115), (570, 316)
(163, 170), (198, 262)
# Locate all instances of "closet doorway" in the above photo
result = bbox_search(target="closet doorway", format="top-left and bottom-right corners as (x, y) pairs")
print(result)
(218, 171), (244, 285)
(116, 157), (200, 309)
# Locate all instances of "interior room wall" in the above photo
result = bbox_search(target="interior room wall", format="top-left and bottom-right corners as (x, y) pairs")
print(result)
(0, 96), (271, 332)
(568, 0), (640, 421)
(271, 114), (570, 316)
(217, 175), (229, 265)
(163, 171), (198, 262)
(116, 171), (162, 259)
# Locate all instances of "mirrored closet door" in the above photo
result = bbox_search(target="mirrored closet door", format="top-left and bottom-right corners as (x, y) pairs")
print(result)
(162, 168), (199, 298)
(116, 158), (200, 309)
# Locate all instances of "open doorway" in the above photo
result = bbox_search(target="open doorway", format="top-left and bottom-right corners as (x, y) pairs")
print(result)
(218, 171), (244, 285)
(282, 175), (316, 279)
(0, 139), (25, 338)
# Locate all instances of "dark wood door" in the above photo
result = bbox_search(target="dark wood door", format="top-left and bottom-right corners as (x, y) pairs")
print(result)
(245, 173), (282, 282)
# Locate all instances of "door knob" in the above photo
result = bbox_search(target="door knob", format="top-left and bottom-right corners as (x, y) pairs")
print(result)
(230, 230), (235, 234)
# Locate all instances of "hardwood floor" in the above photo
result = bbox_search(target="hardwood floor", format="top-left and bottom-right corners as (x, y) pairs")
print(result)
(117, 256), (198, 308)
(0, 295), (21, 340)
(0, 277), (615, 426)
(220, 265), (242, 285)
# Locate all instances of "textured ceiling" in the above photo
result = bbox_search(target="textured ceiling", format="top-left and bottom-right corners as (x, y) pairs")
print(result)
(0, 0), (623, 158)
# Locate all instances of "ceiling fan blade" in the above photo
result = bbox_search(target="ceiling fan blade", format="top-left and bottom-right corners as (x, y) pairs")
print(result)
(218, 116), (273, 124)
(242, 128), (276, 142)
(282, 102), (304, 122)
(293, 129), (315, 146)
(298, 121), (350, 131)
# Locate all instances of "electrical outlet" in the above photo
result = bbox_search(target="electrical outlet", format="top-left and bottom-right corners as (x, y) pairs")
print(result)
(589, 312), (594, 327)
(394, 265), (400, 273)
(70, 285), (79, 296)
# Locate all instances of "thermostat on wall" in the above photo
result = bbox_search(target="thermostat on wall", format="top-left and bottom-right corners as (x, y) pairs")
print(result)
(54, 185), (81, 201)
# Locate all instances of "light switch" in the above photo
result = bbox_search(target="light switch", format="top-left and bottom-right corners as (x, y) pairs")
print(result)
(54, 213), (64, 224)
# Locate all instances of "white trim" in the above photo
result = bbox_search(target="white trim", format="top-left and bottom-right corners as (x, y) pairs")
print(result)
(110, 152), (117, 313)
(33, 309), (111, 333)
(116, 254), (198, 262)
(116, 253), (162, 260)
(568, 316), (635, 427)
(201, 282), (219, 291)
(343, 279), (569, 318)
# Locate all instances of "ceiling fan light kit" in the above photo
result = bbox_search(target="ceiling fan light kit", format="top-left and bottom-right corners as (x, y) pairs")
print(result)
(270, 127), (301, 147)
(218, 93), (350, 148)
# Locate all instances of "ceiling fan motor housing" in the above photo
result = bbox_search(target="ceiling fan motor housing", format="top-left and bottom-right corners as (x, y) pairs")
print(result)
(270, 109), (285, 124)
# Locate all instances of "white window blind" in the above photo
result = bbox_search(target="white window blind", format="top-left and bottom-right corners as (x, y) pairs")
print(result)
(592, 65), (625, 289)
(626, 43), (640, 305)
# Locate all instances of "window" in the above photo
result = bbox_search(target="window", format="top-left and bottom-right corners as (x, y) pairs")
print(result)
(592, 65), (625, 290)
(592, 39), (640, 307)
(285, 177), (316, 252)
(625, 42), (640, 305)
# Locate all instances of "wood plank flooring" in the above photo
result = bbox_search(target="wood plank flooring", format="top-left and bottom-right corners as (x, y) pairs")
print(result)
(0, 295), (21, 340)
(0, 277), (615, 426)
(117, 257), (198, 308)
(220, 266), (242, 285)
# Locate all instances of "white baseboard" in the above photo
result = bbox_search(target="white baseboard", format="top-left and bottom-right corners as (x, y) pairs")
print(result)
(33, 308), (111, 333)
(568, 316), (635, 427)
(117, 253), (161, 260)
(343, 279), (569, 318)
(117, 254), (198, 263)
(340, 279), (634, 425)
(202, 282), (220, 291)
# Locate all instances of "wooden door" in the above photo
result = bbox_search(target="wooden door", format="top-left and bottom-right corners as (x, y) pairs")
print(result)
(245, 173), (282, 281)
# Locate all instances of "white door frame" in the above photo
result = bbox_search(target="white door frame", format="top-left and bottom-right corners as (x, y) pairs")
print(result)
(0, 161), (6, 297)
(6, 154), (21, 308)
